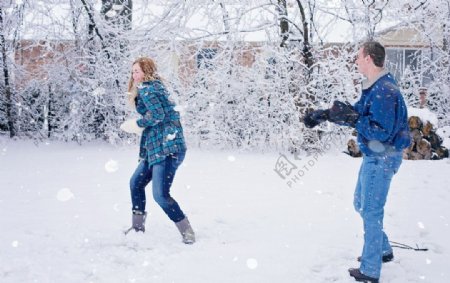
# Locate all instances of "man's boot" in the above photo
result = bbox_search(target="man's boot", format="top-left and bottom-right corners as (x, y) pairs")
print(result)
(175, 217), (195, 244)
(348, 268), (379, 283)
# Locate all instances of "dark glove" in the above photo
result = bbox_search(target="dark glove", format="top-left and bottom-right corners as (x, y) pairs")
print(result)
(328, 100), (359, 127)
(303, 109), (330, 128)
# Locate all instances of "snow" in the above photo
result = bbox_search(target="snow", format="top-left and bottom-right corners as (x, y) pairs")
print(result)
(436, 126), (450, 149)
(408, 107), (439, 126)
(0, 139), (449, 282)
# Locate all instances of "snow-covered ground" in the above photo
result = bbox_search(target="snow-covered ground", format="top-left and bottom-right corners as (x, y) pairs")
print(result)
(0, 139), (449, 283)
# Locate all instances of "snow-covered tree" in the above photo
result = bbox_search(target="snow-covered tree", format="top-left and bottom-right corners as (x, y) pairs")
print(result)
(2, 0), (449, 151)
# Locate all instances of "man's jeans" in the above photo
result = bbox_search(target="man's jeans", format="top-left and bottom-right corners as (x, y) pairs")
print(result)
(354, 152), (403, 278)
(130, 151), (186, 223)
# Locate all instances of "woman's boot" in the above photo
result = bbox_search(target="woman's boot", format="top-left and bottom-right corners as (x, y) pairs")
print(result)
(124, 211), (147, 235)
(175, 217), (195, 244)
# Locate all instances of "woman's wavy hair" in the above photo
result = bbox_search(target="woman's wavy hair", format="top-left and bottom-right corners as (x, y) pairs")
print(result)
(127, 57), (163, 106)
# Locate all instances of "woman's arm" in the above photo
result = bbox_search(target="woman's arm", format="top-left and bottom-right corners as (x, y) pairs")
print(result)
(136, 83), (166, 128)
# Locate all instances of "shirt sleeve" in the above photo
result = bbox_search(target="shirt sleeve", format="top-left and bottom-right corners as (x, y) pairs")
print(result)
(136, 84), (165, 128)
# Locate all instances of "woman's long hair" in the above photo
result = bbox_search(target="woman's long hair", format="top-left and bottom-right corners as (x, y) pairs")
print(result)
(127, 57), (163, 106)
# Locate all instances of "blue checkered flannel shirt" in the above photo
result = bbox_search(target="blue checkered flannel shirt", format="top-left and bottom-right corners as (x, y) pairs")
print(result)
(135, 80), (187, 166)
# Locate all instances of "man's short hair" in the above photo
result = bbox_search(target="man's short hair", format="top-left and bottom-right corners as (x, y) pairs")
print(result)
(362, 41), (385, 67)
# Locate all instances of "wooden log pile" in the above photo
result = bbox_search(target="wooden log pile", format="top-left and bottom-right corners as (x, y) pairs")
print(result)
(403, 116), (449, 160)
(345, 116), (449, 160)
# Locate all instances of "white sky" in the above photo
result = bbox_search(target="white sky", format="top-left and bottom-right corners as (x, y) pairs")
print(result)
(7, 1), (399, 43)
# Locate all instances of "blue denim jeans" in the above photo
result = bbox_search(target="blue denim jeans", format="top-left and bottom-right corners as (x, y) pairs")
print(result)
(130, 151), (186, 223)
(354, 152), (403, 278)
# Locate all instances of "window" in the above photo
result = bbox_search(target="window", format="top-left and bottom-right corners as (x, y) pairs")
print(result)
(385, 48), (428, 85)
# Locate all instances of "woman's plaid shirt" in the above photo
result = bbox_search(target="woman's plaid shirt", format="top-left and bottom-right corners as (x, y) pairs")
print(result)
(135, 80), (187, 166)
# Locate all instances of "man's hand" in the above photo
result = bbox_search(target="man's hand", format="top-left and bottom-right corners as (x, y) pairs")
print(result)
(303, 109), (330, 128)
(328, 101), (359, 127)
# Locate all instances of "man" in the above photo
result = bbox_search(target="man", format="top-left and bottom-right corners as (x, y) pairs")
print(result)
(303, 41), (411, 282)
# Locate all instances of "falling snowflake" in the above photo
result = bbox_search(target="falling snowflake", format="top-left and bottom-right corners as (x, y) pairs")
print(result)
(104, 159), (119, 173)
(57, 188), (74, 202)
(246, 258), (258, 269)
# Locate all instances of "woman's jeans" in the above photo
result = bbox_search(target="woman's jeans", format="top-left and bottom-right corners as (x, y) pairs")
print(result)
(354, 152), (403, 278)
(130, 151), (186, 223)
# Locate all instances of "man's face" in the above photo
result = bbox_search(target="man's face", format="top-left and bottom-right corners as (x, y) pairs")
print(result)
(355, 47), (370, 76)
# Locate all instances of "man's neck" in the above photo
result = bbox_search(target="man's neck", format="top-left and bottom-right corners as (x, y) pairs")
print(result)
(365, 67), (385, 82)
(361, 68), (389, 90)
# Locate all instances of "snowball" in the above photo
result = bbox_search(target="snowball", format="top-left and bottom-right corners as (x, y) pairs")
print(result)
(166, 133), (177, 141)
(426, 258), (432, 264)
(104, 159), (119, 173)
(56, 188), (74, 202)
(11, 241), (19, 248)
(227, 155), (236, 162)
(417, 222), (425, 229)
(246, 258), (258, 269)
(367, 140), (385, 153)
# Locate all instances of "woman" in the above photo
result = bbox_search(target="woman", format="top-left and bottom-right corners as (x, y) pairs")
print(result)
(120, 57), (195, 244)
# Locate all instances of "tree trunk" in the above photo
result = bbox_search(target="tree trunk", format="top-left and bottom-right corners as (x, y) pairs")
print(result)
(0, 8), (15, 137)
(443, 1), (450, 52)
(296, 0), (313, 70)
(278, 0), (289, 48)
